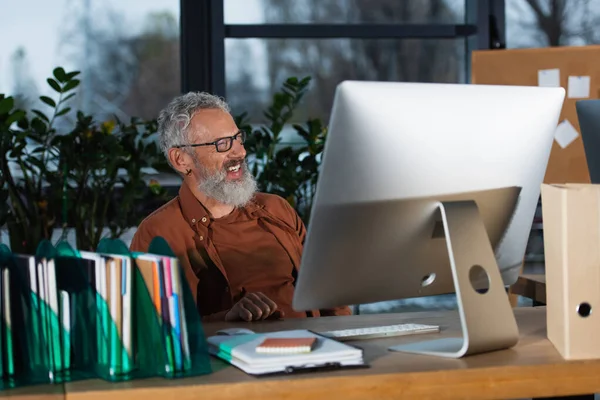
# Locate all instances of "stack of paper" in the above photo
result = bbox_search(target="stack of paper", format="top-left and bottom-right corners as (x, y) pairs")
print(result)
(207, 329), (365, 375)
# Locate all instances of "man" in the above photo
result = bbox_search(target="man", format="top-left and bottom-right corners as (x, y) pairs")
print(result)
(130, 92), (351, 322)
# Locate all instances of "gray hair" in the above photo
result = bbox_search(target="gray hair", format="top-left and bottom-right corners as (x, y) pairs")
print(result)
(157, 92), (231, 162)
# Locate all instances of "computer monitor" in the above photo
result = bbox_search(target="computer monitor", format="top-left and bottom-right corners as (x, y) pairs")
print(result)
(576, 99), (600, 183)
(292, 81), (565, 358)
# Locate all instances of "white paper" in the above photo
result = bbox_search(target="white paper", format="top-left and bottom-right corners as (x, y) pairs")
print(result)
(567, 76), (591, 98)
(554, 119), (579, 149)
(538, 69), (560, 87)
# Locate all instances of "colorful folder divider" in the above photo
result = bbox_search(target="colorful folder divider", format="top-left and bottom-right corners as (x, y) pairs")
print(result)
(0, 235), (212, 390)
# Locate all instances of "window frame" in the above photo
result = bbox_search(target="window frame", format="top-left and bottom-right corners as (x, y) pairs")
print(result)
(180, 0), (506, 96)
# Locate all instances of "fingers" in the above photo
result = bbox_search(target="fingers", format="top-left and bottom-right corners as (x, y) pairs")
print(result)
(227, 292), (281, 321)
(225, 304), (250, 322)
(240, 298), (264, 320)
(245, 292), (277, 320)
(238, 305), (253, 322)
(225, 303), (253, 322)
(266, 310), (285, 320)
(255, 293), (278, 314)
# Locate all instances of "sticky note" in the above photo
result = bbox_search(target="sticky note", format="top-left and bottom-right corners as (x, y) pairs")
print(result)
(538, 69), (560, 87)
(567, 76), (591, 98)
(554, 119), (579, 149)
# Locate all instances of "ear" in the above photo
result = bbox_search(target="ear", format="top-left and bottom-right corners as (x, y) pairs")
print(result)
(168, 147), (194, 176)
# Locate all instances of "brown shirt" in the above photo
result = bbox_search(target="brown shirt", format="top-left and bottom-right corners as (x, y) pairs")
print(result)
(129, 183), (351, 321)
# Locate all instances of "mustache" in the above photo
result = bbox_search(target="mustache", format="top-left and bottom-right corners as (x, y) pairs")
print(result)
(223, 158), (246, 169)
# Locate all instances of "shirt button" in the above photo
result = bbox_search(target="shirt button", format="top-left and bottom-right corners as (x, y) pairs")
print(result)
(201, 216), (207, 223)
(191, 218), (196, 223)
(224, 287), (230, 293)
(198, 235), (204, 241)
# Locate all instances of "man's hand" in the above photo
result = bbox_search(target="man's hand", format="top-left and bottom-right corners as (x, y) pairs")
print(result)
(225, 292), (283, 322)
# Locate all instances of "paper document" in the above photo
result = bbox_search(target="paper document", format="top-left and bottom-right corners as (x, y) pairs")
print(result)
(538, 69), (560, 87)
(568, 76), (591, 98)
(208, 329), (365, 375)
(554, 119), (579, 149)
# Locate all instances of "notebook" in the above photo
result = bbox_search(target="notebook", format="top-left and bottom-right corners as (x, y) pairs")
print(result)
(207, 329), (366, 375)
(256, 337), (316, 354)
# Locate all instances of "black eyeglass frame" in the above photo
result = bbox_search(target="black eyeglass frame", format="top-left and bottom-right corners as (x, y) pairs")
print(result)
(173, 130), (246, 153)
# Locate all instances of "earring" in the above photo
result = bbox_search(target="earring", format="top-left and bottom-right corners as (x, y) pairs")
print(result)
(185, 169), (192, 176)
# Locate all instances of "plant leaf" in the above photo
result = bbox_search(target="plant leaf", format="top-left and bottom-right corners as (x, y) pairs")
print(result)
(63, 80), (80, 92)
(27, 157), (46, 171)
(65, 71), (81, 80)
(17, 116), (29, 130)
(40, 96), (57, 108)
(53, 67), (67, 83)
(62, 93), (76, 103)
(32, 109), (50, 122)
(0, 97), (14, 115)
(31, 118), (47, 134)
(5, 110), (26, 126)
(56, 107), (71, 117)
(47, 78), (61, 93)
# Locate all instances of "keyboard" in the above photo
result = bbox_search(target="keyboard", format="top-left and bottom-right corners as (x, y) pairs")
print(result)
(319, 323), (440, 341)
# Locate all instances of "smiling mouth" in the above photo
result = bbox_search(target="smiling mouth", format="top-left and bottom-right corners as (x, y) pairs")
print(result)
(227, 164), (241, 172)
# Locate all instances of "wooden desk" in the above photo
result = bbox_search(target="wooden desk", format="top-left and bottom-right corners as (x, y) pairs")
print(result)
(56, 307), (600, 400)
(0, 384), (64, 400)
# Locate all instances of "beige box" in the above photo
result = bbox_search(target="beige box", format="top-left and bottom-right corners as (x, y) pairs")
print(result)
(541, 183), (600, 360)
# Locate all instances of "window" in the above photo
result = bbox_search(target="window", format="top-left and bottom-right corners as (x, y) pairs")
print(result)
(225, 0), (467, 24)
(506, 0), (600, 48)
(0, 0), (180, 122)
(226, 38), (466, 123)
(185, 0), (498, 97)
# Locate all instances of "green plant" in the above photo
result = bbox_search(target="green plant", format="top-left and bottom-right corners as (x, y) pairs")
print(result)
(0, 67), (78, 253)
(0, 67), (167, 253)
(53, 114), (168, 251)
(236, 76), (326, 223)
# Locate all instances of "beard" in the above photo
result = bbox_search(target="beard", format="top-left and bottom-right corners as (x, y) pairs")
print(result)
(194, 157), (257, 207)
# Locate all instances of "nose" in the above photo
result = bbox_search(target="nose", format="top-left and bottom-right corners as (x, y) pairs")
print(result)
(230, 136), (246, 158)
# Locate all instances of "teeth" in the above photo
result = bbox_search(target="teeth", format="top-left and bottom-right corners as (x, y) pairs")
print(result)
(228, 165), (240, 172)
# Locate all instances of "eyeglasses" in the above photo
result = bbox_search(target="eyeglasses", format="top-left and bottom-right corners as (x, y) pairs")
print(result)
(174, 130), (246, 153)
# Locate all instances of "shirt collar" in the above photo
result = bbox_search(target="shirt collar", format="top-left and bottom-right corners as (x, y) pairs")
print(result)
(178, 183), (263, 227)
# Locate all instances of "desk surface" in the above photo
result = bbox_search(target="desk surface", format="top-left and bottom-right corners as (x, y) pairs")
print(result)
(57, 307), (600, 400)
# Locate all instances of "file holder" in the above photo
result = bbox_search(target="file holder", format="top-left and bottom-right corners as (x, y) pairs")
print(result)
(26, 239), (97, 384)
(51, 240), (100, 383)
(0, 241), (91, 390)
(92, 237), (154, 382)
(92, 237), (211, 381)
(0, 242), (59, 389)
(146, 236), (212, 379)
(542, 184), (600, 360)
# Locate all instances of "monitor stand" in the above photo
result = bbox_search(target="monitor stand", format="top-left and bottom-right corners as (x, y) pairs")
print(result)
(389, 199), (520, 358)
